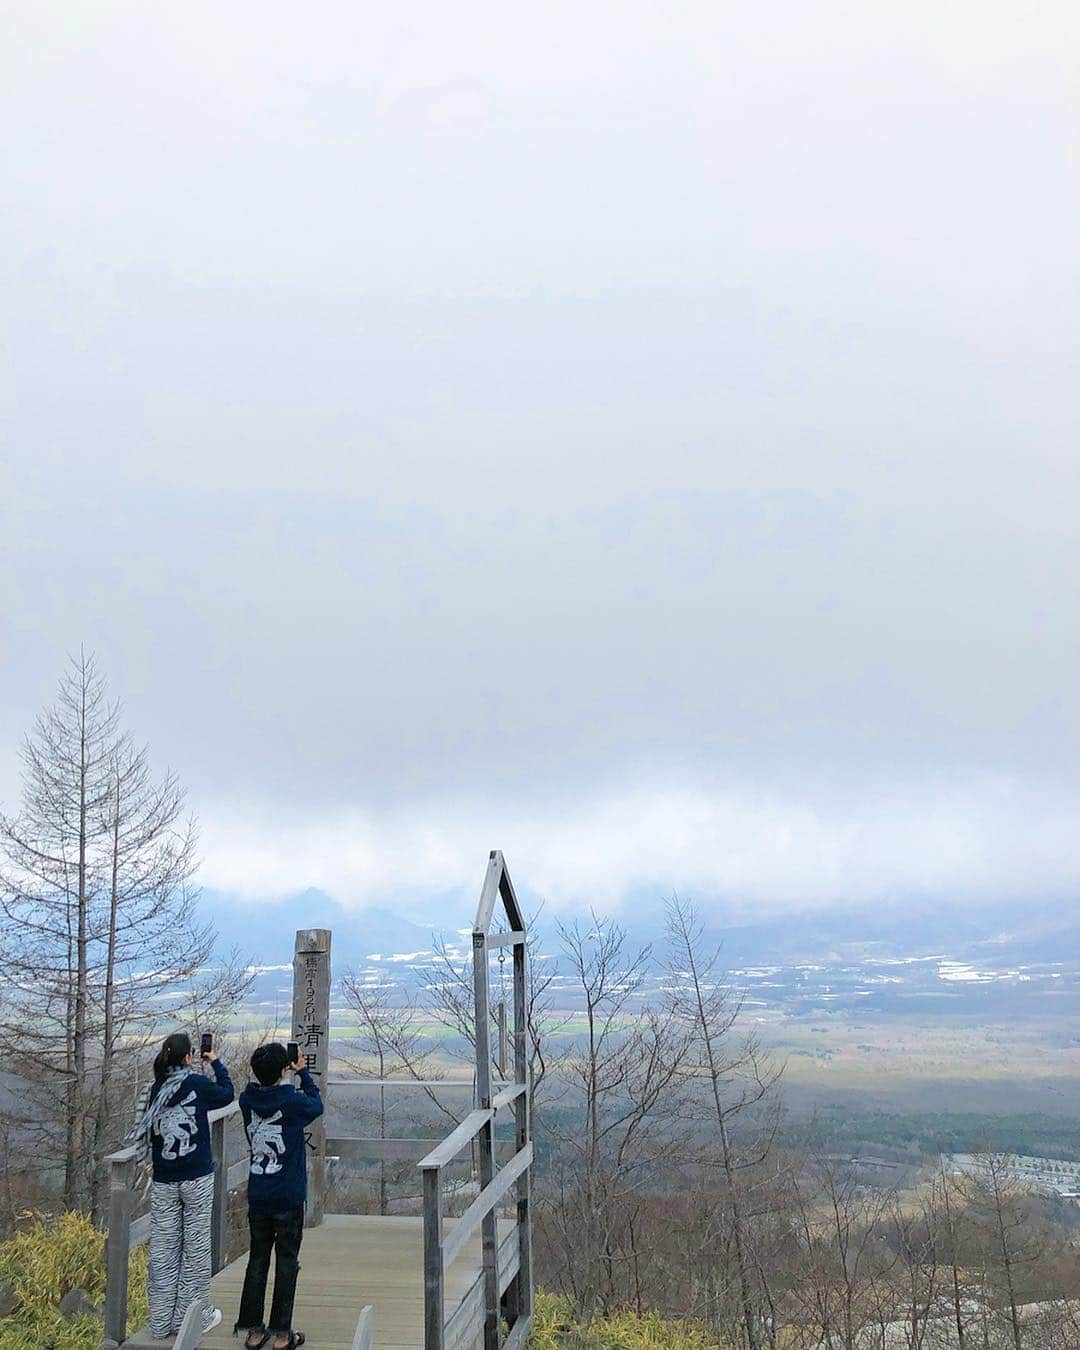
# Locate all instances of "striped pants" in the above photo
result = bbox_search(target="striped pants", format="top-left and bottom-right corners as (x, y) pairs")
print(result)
(147, 1173), (215, 1336)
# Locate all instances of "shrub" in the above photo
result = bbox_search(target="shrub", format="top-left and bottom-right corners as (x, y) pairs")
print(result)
(0, 1211), (147, 1350)
(529, 1292), (575, 1350)
(528, 1292), (721, 1350)
(580, 1309), (717, 1350)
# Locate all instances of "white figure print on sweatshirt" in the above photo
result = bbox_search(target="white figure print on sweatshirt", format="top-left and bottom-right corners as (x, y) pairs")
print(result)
(247, 1110), (286, 1175)
(154, 1090), (200, 1160)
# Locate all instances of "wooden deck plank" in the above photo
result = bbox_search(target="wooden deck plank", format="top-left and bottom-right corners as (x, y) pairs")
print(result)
(124, 1215), (516, 1350)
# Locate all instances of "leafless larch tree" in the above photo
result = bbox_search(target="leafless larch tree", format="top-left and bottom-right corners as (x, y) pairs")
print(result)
(0, 652), (252, 1220)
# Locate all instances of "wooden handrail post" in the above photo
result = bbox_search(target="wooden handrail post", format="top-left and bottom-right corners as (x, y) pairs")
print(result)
(351, 1305), (375, 1350)
(210, 1113), (229, 1274)
(512, 935), (534, 1322)
(422, 1166), (445, 1350)
(103, 1154), (134, 1349)
(465, 853), (534, 1345)
(473, 932), (500, 1350)
(173, 1296), (207, 1350)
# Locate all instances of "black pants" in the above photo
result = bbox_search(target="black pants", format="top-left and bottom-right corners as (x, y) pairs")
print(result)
(237, 1207), (305, 1334)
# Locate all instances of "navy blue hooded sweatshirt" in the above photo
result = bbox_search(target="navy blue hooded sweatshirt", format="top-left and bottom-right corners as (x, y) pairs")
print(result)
(146, 1060), (235, 1183)
(239, 1068), (324, 1215)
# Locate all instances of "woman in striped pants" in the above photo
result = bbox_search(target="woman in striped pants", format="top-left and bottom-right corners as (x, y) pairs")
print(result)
(132, 1032), (235, 1338)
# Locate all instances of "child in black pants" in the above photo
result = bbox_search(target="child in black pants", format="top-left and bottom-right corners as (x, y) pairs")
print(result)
(236, 1043), (324, 1350)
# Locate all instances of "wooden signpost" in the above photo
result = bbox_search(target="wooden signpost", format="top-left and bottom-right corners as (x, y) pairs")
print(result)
(292, 927), (331, 1225)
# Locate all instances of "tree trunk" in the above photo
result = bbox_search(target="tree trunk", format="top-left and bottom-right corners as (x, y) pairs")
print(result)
(64, 910), (78, 1210)
(941, 1176), (967, 1350)
(687, 930), (760, 1350)
(378, 1040), (387, 1217)
(90, 773), (121, 1218)
(71, 668), (91, 1212)
(989, 1164), (1024, 1350)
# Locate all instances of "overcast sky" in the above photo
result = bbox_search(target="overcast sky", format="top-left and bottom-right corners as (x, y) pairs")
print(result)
(2, 1), (1078, 916)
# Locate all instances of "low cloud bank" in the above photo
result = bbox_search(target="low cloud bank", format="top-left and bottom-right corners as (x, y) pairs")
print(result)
(197, 777), (1079, 915)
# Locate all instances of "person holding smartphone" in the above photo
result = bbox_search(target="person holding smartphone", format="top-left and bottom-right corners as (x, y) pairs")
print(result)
(235, 1042), (323, 1350)
(131, 1031), (234, 1338)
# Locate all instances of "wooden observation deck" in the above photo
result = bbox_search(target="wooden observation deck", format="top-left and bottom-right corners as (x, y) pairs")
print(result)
(102, 852), (534, 1350)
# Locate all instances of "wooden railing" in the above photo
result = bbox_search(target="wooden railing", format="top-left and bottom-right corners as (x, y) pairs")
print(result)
(324, 1076), (516, 1166)
(419, 1086), (532, 1350)
(102, 1101), (248, 1349)
(418, 910), (534, 1350)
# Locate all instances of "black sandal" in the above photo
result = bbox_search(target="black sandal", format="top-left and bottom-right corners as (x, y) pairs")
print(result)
(243, 1330), (269, 1349)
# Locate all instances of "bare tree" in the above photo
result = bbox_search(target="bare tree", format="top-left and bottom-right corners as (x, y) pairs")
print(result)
(786, 1156), (894, 1350)
(886, 1186), (941, 1350)
(665, 894), (785, 1350)
(426, 912), (563, 1126)
(956, 1151), (1061, 1350)
(0, 652), (117, 1208)
(0, 652), (252, 1216)
(937, 1160), (977, 1350)
(340, 970), (433, 1213)
(537, 913), (692, 1320)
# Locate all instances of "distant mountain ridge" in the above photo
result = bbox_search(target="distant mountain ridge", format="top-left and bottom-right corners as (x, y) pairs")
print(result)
(198, 885), (1080, 971)
(200, 886), (467, 964)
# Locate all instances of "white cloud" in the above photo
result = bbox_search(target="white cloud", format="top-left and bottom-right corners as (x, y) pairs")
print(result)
(197, 776), (1080, 914)
(3, 0), (1078, 916)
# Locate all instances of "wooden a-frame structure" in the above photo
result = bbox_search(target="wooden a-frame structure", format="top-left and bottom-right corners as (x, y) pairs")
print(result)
(421, 850), (534, 1350)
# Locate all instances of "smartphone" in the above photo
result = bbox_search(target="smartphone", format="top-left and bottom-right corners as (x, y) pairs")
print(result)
(287, 1041), (299, 1065)
(200, 1033), (213, 1056)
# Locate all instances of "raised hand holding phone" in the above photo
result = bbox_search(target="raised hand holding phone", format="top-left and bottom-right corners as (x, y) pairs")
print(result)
(200, 1032), (215, 1062)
